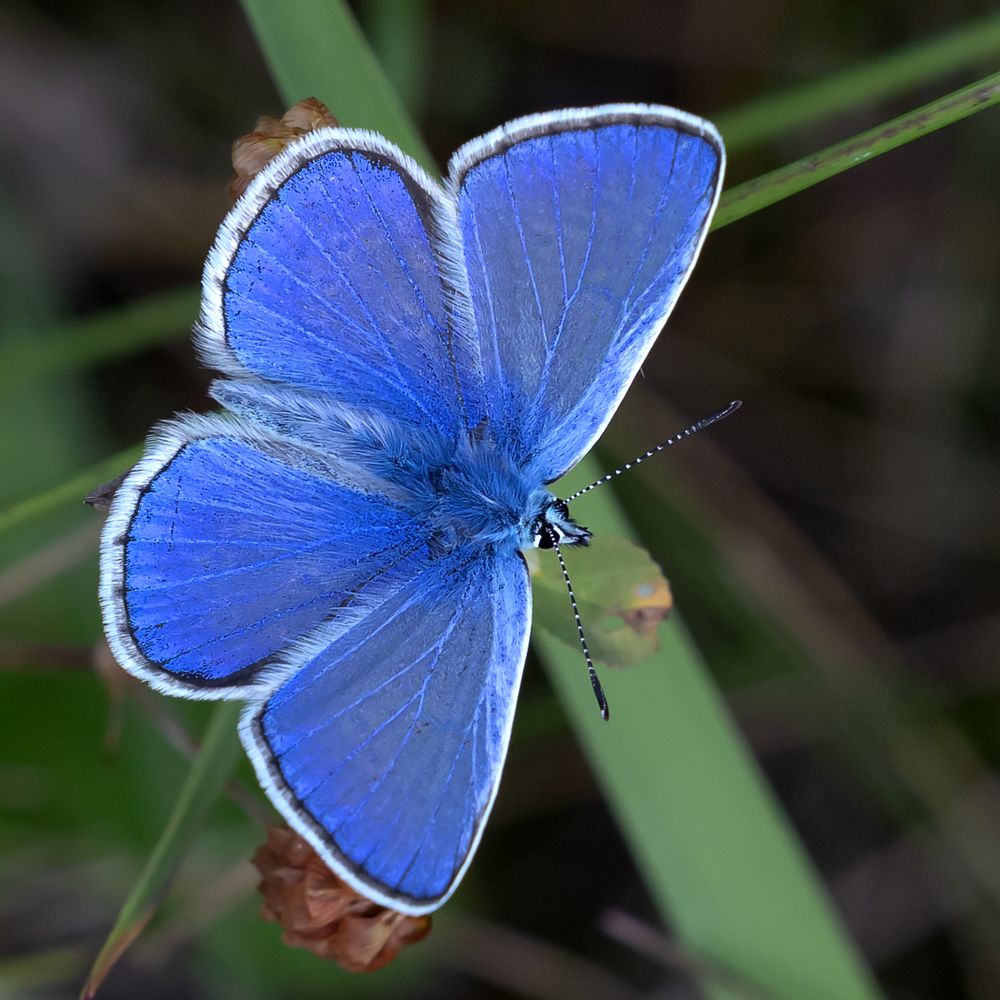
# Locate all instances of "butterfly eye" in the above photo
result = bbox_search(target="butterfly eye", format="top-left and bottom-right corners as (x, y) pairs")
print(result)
(533, 520), (555, 549)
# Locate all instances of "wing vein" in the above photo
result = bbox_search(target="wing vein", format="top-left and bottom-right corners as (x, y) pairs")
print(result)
(227, 289), (415, 400)
(283, 197), (437, 425)
(341, 594), (474, 861)
(354, 157), (447, 339)
(529, 129), (602, 439)
(620, 131), (680, 322)
(502, 155), (548, 353)
(465, 197), (508, 428)
(548, 134), (569, 302)
(128, 531), (370, 592)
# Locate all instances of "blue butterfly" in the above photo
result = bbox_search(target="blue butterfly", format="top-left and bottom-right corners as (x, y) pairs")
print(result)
(99, 104), (724, 915)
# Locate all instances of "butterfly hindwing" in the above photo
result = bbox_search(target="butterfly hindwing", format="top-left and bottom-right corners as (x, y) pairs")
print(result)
(99, 415), (425, 699)
(241, 547), (531, 914)
(443, 104), (724, 482)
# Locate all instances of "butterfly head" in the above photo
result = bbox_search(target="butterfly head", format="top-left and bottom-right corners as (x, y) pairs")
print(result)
(532, 498), (591, 550)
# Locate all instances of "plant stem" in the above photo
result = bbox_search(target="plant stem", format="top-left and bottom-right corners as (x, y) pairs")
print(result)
(714, 72), (1000, 229)
(716, 12), (1000, 151)
(0, 288), (197, 389)
(0, 445), (141, 538)
(80, 703), (243, 999)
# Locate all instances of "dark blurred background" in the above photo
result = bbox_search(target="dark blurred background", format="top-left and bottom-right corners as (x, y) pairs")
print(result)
(1, 1), (998, 998)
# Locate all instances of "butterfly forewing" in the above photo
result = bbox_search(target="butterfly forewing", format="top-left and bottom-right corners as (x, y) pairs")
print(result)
(197, 129), (466, 437)
(443, 105), (724, 482)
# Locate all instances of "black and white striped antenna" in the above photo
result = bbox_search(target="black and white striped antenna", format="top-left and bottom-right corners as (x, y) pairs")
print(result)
(548, 531), (609, 721)
(563, 400), (742, 503)
(555, 399), (743, 718)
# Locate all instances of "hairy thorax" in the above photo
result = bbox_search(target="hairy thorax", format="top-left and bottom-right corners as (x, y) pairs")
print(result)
(372, 426), (589, 554)
(387, 431), (551, 551)
(209, 381), (591, 555)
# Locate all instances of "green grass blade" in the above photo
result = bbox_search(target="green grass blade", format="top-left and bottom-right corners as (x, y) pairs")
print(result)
(0, 288), (197, 390)
(364, 0), (431, 117)
(240, 0), (434, 171)
(19, 12), (984, 996)
(714, 72), (1000, 229)
(0, 946), (88, 995)
(237, 2), (882, 996)
(600, 405), (1000, 922)
(545, 459), (881, 1000)
(81, 703), (243, 999)
(0, 445), (140, 540)
(716, 12), (1000, 151)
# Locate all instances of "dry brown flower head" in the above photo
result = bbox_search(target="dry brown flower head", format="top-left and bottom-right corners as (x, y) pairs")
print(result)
(253, 825), (432, 972)
(228, 97), (339, 204)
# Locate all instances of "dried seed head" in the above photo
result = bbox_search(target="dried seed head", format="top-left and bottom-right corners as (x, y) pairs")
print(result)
(252, 825), (432, 972)
(228, 97), (339, 204)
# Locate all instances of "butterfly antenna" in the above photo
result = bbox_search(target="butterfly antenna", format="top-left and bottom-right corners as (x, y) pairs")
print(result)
(564, 400), (742, 502)
(551, 536), (609, 721)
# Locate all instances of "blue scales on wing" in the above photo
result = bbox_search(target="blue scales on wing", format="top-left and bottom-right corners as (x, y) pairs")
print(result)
(197, 128), (472, 438)
(445, 106), (724, 482)
(100, 417), (427, 698)
(241, 547), (531, 913)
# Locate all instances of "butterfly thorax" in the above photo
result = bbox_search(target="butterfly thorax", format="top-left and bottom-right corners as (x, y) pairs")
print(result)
(211, 383), (594, 555)
(365, 425), (590, 554)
